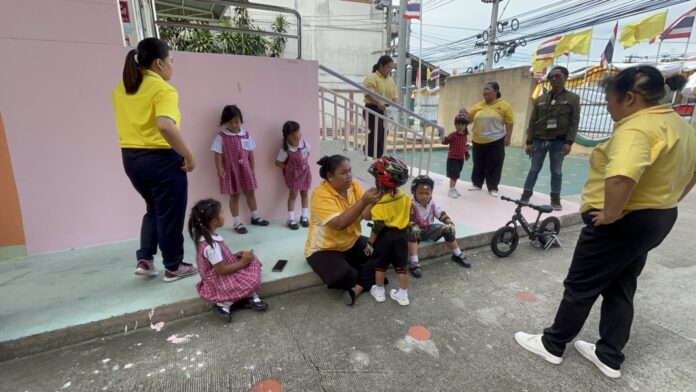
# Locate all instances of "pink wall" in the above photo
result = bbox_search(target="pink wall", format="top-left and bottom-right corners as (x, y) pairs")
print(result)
(0, 0), (320, 254)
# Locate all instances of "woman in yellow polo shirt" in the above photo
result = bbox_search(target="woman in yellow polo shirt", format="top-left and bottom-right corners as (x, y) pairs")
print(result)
(464, 81), (514, 197)
(305, 155), (382, 306)
(112, 38), (197, 282)
(515, 66), (696, 379)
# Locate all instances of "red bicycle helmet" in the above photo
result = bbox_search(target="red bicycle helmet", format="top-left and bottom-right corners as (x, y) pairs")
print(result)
(368, 156), (409, 194)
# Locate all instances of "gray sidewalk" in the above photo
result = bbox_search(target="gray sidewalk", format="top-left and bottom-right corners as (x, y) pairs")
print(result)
(2, 194), (694, 392)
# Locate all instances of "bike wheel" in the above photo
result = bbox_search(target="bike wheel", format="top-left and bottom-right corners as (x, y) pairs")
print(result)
(538, 216), (561, 236)
(491, 226), (519, 257)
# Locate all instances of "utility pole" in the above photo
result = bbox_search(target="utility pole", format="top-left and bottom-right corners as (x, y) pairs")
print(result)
(484, 0), (500, 71)
(385, 3), (393, 55)
(396, 0), (408, 112)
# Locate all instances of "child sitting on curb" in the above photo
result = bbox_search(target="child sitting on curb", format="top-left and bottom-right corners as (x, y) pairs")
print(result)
(408, 175), (471, 278)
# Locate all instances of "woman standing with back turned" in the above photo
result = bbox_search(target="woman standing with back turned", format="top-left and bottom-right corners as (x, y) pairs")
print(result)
(112, 38), (198, 282)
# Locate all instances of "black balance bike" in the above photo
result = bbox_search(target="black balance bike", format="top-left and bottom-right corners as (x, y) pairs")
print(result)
(490, 196), (561, 257)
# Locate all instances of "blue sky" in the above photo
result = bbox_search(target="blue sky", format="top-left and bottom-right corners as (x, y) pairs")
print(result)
(409, 0), (696, 73)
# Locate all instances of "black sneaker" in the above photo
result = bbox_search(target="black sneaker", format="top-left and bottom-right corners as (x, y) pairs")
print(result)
(409, 265), (422, 278)
(251, 217), (270, 226)
(242, 296), (268, 311)
(213, 304), (232, 323)
(550, 193), (562, 211)
(451, 254), (471, 268)
(521, 190), (533, 204)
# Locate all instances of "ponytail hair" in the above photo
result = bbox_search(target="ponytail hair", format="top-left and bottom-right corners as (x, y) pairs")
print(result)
(281, 120), (301, 152)
(188, 199), (222, 248)
(486, 81), (502, 99)
(372, 64), (379, 73)
(317, 155), (349, 179)
(122, 38), (170, 94)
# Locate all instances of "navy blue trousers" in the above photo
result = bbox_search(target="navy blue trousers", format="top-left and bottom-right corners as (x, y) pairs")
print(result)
(122, 148), (188, 271)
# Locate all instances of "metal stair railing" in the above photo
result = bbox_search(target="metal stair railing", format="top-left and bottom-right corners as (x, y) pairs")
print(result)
(318, 65), (445, 177)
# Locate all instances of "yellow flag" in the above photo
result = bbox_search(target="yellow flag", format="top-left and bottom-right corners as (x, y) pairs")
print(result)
(426, 67), (431, 80)
(555, 29), (593, 56)
(619, 12), (667, 48)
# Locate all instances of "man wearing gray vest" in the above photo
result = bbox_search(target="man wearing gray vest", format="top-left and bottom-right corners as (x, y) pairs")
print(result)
(521, 66), (580, 210)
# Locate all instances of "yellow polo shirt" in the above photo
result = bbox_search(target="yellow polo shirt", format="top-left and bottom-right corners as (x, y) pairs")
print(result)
(581, 104), (696, 213)
(305, 180), (365, 257)
(370, 190), (411, 230)
(112, 69), (181, 149)
(363, 71), (397, 106)
(469, 99), (514, 144)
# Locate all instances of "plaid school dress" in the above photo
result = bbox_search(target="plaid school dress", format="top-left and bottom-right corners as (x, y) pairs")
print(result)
(195, 237), (262, 303)
(283, 140), (312, 192)
(219, 130), (257, 194)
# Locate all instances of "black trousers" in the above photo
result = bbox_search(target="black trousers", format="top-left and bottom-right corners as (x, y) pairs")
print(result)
(471, 138), (505, 190)
(542, 208), (678, 370)
(364, 104), (385, 158)
(122, 148), (188, 271)
(307, 236), (376, 290)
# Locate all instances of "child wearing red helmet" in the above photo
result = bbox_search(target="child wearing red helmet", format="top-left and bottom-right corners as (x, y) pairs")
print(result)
(442, 112), (471, 198)
(362, 156), (412, 306)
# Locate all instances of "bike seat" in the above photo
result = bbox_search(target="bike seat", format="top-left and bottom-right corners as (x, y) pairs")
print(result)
(537, 205), (554, 213)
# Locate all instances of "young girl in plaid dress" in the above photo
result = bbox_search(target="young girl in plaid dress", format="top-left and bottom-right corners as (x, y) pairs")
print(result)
(274, 121), (312, 230)
(188, 198), (268, 322)
(211, 105), (270, 234)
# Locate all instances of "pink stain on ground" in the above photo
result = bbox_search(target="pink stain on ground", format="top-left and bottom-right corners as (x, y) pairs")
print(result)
(166, 334), (196, 344)
(515, 291), (538, 302)
(408, 326), (432, 341)
(250, 380), (282, 392)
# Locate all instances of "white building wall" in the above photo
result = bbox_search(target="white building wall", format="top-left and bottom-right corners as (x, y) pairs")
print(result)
(249, 0), (386, 89)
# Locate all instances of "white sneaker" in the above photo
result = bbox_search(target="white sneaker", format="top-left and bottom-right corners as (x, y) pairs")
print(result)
(514, 332), (563, 365)
(489, 190), (499, 197)
(389, 289), (410, 306)
(467, 186), (482, 191)
(574, 340), (621, 379)
(447, 188), (459, 198)
(370, 285), (386, 302)
(134, 259), (159, 276)
(454, 188), (462, 196)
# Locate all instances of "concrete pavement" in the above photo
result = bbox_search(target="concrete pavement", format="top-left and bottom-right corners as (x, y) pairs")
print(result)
(2, 194), (695, 391)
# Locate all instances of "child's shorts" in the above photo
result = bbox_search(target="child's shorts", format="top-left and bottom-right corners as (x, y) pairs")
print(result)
(446, 158), (464, 180)
(417, 223), (444, 242)
(373, 228), (408, 271)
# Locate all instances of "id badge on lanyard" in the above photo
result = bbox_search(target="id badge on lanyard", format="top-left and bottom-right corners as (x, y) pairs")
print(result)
(547, 96), (558, 129)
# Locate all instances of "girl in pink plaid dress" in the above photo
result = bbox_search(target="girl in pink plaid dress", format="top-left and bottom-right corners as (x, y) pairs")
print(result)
(274, 121), (312, 230)
(211, 105), (270, 235)
(188, 198), (268, 322)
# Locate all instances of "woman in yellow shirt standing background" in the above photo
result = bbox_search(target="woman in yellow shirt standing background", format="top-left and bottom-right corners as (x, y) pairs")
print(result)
(515, 66), (696, 379)
(112, 38), (197, 282)
(464, 82), (514, 197)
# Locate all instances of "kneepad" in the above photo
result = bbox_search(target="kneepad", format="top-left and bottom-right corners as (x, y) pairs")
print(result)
(442, 224), (456, 242)
(407, 224), (421, 242)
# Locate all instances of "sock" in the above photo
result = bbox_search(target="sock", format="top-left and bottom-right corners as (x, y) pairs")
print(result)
(374, 285), (385, 293)
(288, 211), (295, 221)
(251, 293), (262, 303)
(233, 216), (242, 226)
(301, 208), (309, 218)
(216, 302), (233, 312)
(251, 210), (259, 219)
(452, 248), (462, 257)
(409, 255), (420, 266)
(398, 288), (408, 296)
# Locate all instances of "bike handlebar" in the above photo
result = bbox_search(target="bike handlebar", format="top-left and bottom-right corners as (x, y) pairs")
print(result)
(500, 195), (553, 213)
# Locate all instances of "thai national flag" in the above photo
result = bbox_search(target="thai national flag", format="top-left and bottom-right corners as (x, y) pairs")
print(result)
(600, 22), (618, 67)
(404, 0), (421, 20)
(430, 67), (440, 81)
(652, 6), (696, 43)
(536, 36), (561, 61)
